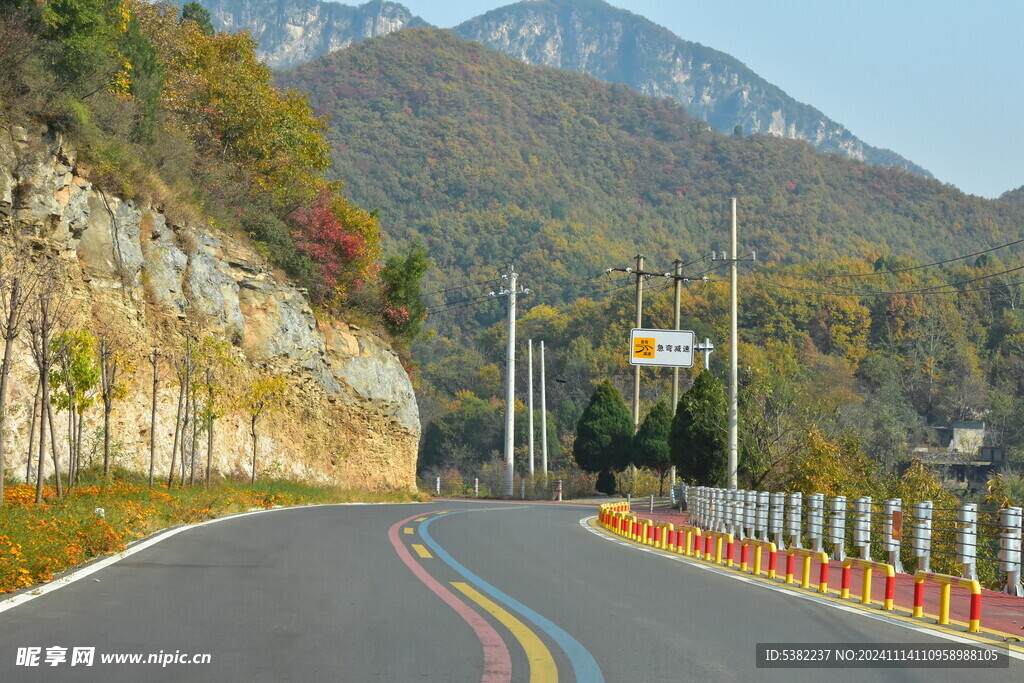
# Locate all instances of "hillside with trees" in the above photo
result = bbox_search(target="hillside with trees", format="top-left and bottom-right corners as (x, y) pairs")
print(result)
(277, 28), (1024, 502)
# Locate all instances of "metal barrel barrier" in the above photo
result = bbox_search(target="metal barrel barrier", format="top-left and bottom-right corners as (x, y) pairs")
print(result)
(881, 498), (904, 573)
(828, 495), (847, 561)
(910, 501), (933, 573)
(807, 494), (824, 553)
(853, 497), (871, 560)
(999, 506), (1023, 596)
(785, 492), (802, 549)
(756, 492), (769, 542)
(770, 492), (785, 550)
(957, 503), (977, 581)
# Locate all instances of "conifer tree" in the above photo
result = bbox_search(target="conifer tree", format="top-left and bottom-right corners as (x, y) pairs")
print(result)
(634, 400), (672, 494)
(574, 380), (632, 494)
(670, 371), (728, 487)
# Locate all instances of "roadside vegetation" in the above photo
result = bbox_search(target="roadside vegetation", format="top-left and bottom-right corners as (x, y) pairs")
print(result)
(0, 472), (425, 594)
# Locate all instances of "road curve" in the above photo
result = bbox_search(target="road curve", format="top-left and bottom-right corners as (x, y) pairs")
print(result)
(0, 501), (1018, 682)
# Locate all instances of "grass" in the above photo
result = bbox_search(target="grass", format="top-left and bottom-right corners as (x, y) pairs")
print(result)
(0, 474), (428, 594)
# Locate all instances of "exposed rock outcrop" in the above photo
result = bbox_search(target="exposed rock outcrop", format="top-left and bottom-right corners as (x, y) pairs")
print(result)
(0, 122), (419, 490)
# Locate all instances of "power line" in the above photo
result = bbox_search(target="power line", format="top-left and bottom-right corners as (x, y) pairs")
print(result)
(783, 237), (1024, 280)
(752, 262), (1024, 297)
(421, 273), (501, 298)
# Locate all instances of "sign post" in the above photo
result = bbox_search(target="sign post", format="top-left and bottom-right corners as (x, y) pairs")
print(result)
(629, 328), (696, 368)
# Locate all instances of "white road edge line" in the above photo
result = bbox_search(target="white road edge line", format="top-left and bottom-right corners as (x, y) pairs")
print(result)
(578, 516), (1024, 661)
(0, 502), (422, 614)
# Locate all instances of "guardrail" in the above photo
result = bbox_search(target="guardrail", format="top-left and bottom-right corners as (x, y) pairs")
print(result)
(681, 486), (1024, 596)
(598, 497), (1007, 634)
(841, 557), (895, 610)
(914, 571), (982, 633)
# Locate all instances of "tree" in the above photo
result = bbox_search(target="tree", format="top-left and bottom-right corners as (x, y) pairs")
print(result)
(27, 262), (71, 503)
(49, 328), (98, 485)
(420, 392), (502, 474)
(0, 252), (39, 506)
(97, 331), (133, 476)
(670, 371), (728, 487)
(180, 2), (213, 35)
(380, 241), (430, 340)
(573, 380), (632, 494)
(633, 401), (672, 494)
(288, 188), (381, 303)
(237, 374), (286, 484)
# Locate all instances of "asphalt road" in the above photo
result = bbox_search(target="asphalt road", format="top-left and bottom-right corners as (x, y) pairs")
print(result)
(0, 501), (1018, 682)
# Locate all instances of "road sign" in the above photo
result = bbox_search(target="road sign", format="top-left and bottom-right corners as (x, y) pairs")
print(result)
(629, 328), (695, 368)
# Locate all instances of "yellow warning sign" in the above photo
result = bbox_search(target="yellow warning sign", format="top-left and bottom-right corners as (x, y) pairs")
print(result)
(633, 337), (656, 359)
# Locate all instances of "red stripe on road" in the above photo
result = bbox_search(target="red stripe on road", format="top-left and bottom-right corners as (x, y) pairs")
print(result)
(388, 512), (512, 683)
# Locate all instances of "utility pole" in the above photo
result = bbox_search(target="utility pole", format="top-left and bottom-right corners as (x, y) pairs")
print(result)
(695, 338), (715, 370)
(632, 254), (645, 430)
(671, 259), (683, 413)
(608, 257), (708, 424)
(729, 198), (739, 490)
(710, 200), (754, 490)
(493, 267), (528, 499)
(540, 340), (548, 478)
(528, 339), (535, 477)
(712, 200), (753, 489)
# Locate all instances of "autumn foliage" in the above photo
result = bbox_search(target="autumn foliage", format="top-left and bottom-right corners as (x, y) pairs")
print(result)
(288, 188), (380, 301)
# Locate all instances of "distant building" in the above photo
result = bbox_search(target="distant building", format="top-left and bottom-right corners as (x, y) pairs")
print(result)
(915, 421), (1005, 490)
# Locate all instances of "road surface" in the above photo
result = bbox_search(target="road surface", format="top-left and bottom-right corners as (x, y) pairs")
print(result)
(0, 500), (1018, 681)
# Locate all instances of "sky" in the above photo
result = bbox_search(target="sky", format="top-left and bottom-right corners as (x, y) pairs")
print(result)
(395, 1), (1024, 199)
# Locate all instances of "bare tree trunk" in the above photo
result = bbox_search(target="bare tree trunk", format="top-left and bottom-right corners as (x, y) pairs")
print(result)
(205, 371), (214, 487)
(75, 410), (84, 485)
(180, 385), (190, 486)
(25, 379), (39, 484)
(102, 402), (112, 476)
(65, 405), (75, 488)
(189, 392), (198, 486)
(46, 399), (62, 498)
(250, 416), (257, 485)
(34, 368), (48, 505)
(0, 279), (18, 506)
(167, 377), (185, 489)
(149, 351), (159, 487)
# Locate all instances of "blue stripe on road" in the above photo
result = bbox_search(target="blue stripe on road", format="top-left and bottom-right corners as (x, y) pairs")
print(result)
(421, 511), (604, 683)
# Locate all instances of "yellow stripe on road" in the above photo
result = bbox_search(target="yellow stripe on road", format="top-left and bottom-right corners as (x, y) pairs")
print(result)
(412, 544), (432, 559)
(403, 528), (414, 535)
(415, 517), (428, 522)
(451, 582), (558, 683)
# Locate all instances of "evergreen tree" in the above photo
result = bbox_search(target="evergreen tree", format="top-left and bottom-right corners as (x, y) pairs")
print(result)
(633, 400), (672, 494)
(670, 371), (728, 486)
(574, 380), (632, 494)
(181, 2), (214, 36)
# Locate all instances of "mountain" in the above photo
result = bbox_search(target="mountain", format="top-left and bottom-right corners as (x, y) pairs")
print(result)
(200, 0), (930, 176)
(198, 0), (430, 69)
(277, 27), (1018, 305)
(452, 0), (929, 177)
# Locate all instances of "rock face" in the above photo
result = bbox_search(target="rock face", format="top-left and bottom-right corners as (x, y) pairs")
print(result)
(200, 0), (430, 69)
(453, 0), (930, 177)
(199, 0), (928, 176)
(0, 123), (419, 490)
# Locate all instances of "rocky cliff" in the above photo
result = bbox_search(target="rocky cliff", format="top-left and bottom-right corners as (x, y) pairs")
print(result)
(453, 0), (930, 177)
(200, 0), (928, 176)
(200, 0), (429, 69)
(0, 122), (419, 490)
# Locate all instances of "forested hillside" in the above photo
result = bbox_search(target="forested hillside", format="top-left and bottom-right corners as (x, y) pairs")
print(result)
(278, 28), (1024, 498)
(279, 28), (1024, 310)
